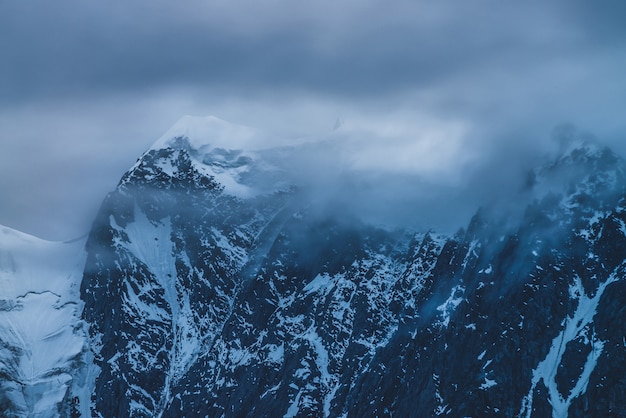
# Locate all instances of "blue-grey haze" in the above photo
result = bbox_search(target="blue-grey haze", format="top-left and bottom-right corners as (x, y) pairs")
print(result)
(1, 0), (626, 239)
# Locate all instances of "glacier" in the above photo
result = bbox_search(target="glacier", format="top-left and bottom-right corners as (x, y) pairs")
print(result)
(0, 225), (91, 417)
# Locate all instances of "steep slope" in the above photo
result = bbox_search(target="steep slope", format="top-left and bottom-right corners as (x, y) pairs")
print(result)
(80, 117), (445, 417)
(81, 118), (296, 416)
(345, 140), (626, 417)
(81, 117), (626, 418)
(0, 226), (89, 417)
(161, 220), (439, 417)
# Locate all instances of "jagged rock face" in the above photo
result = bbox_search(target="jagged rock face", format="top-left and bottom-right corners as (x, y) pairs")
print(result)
(162, 220), (425, 417)
(346, 142), (626, 417)
(81, 135), (626, 418)
(81, 144), (292, 416)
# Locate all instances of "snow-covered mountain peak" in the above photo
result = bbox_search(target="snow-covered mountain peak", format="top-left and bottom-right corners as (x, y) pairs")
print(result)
(121, 116), (291, 199)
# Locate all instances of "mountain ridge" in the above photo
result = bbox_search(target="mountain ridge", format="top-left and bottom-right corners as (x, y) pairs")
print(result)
(2, 119), (626, 417)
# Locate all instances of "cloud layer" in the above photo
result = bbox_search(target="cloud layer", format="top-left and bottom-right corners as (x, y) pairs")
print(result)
(2, 0), (626, 239)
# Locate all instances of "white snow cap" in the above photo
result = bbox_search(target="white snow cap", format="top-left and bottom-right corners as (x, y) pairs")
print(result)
(151, 115), (262, 151)
(145, 115), (290, 199)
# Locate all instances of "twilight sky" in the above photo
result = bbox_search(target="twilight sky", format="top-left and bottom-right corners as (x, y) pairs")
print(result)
(2, 0), (626, 240)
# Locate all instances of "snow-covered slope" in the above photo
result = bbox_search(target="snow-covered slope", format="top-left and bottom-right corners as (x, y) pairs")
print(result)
(0, 226), (89, 417)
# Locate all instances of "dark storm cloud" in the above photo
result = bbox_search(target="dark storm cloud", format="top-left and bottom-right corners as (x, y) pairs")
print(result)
(2, 0), (626, 239)
(3, 0), (619, 102)
(1, 1), (437, 100)
(3, 0), (626, 128)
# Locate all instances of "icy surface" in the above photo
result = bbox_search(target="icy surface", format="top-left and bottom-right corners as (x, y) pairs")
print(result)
(436, 285), (465, 328)
(0, 225), (87, 417)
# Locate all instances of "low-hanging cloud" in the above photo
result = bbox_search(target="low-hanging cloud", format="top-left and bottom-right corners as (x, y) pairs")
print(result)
(1, 0), (626, 239)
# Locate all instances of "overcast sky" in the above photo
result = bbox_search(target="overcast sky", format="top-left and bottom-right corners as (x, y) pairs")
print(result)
(2, 0), (626, 240)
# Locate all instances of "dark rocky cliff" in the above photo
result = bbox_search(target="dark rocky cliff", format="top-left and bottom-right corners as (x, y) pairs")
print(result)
(81, 135), (626, 417)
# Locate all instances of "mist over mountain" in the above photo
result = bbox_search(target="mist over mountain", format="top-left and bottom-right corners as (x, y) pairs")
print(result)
(125, 116), (573, 236)
(2, 115), (626, 417)
(2, 1), (626, 415)
(4, 0), (626, 240)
